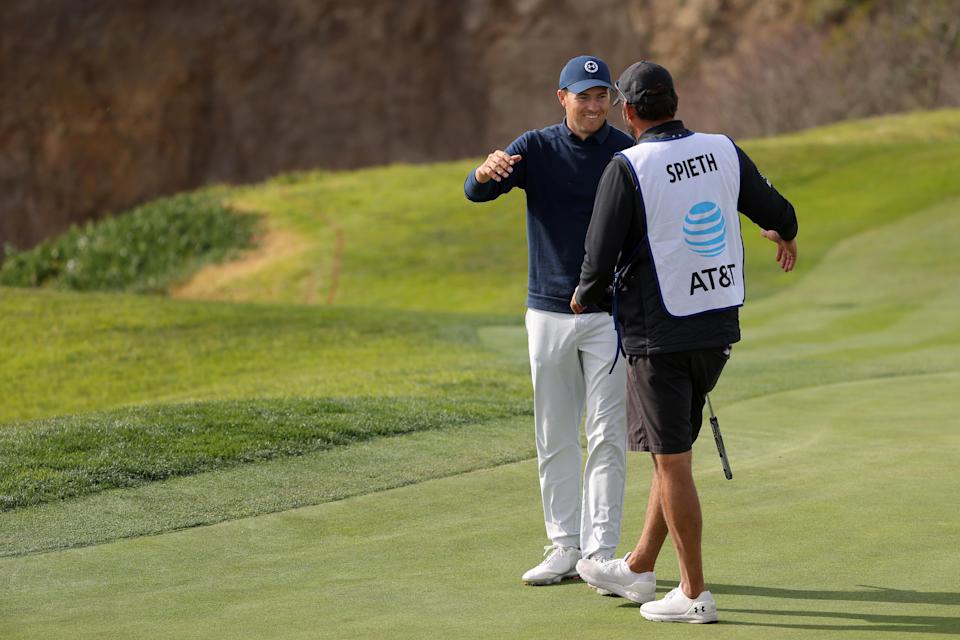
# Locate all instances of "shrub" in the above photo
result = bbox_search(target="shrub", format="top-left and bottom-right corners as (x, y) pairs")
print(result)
(0, 192), (259, 293)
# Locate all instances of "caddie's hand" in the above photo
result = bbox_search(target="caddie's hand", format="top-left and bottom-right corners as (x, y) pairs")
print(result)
(761, 229), (798, 272)
(570, 287), (587, 314)
(475, 150), (522, 184)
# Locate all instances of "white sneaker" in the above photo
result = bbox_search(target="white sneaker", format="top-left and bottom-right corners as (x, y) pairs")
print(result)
(575, 555), (656, 604)
(584, 555), (615, 596)
(640, 586), (718, 623)
(521, 545), (581, 585)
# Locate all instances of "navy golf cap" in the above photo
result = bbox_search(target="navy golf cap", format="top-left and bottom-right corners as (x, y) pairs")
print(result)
(617, 60), (675, 104)
(559, 55), (614, 94)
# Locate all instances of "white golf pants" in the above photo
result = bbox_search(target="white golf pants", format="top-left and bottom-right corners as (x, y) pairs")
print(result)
(524, 308), (627, 559)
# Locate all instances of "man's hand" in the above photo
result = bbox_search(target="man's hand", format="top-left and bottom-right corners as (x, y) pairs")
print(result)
(570, 287), (586, 314)
(761, 229), (798, 272)
(475, 150), (522, 184)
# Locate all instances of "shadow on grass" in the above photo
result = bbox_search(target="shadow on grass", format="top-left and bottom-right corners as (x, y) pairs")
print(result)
(647, 580), (960, 634)
(683, 581), (960, 606)
(724, 609), (960, 635)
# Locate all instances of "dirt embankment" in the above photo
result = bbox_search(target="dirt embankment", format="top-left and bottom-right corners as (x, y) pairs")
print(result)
(2, 0), (958, 256)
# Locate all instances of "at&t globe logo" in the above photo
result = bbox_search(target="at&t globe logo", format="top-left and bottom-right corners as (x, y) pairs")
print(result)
(683, 201), (726, 257)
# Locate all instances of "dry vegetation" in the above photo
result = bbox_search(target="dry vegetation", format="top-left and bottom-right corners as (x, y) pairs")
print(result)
(685, 1), (960, 137)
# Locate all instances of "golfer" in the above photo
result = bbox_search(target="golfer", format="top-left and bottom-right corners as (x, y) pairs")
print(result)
(572, 61), (798, 623)
(464, 55), (633, 585)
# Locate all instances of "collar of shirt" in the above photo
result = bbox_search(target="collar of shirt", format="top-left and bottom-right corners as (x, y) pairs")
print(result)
(638, 119), (690, 142)
(562, 119), (612, 145)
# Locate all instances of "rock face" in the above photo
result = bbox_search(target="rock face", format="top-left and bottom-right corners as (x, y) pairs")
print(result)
(2, 0), (958, 254)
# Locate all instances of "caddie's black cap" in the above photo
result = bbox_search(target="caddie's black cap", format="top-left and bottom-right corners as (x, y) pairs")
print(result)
(616, 60), (675, 105)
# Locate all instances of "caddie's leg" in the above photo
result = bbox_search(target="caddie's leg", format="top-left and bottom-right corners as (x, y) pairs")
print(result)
(576, 312), (627, 559)
(626, 462), (669, 573)
(525, 308), (586, 549)
(653, 450), (704, 598)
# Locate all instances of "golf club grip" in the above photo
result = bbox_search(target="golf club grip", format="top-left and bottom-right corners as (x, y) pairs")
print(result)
(710, 416), (733, 480)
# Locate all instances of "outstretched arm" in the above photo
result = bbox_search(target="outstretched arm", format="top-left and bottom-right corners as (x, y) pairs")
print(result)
(734, 143), (799, 273)
(464, 134), (528, 202)
(474, 150), (522, 184)
(760, 229), (797, 272)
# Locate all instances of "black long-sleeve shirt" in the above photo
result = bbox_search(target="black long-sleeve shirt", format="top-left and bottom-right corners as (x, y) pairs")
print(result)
(576, 120), (798, 355)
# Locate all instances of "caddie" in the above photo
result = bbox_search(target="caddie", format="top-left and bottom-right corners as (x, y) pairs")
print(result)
(464, 55), (633, 586)
(572, 60), (799, 623)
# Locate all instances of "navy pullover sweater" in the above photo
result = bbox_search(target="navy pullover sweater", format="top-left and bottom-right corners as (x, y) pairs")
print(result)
(464, 120), (634, 313)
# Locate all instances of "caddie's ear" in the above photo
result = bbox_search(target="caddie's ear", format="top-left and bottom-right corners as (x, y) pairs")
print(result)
(557, 89), (567, 106)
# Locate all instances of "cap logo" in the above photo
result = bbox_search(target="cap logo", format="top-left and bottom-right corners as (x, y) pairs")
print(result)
(584, 60), (599, 73)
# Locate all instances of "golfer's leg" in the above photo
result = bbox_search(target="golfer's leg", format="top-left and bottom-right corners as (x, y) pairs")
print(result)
(577, 313), (627, 559)
(626, 460), (669, 573)
(525, 308), (585, 549)
(653, 451), (704, 598)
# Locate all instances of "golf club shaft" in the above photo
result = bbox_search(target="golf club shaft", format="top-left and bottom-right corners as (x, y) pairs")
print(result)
(706, 394), (733, 480)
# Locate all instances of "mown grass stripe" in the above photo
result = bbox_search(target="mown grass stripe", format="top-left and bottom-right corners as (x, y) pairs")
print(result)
(0, 397), (530, 511)
(0, 416), (536, 557)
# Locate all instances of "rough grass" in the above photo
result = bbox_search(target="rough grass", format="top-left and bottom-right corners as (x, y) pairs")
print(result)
(0, 417), (536, 557)
(0, 397), (529, 510)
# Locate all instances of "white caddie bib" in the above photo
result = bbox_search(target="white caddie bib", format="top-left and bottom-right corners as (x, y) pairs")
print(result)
(619, 132), (744, 317)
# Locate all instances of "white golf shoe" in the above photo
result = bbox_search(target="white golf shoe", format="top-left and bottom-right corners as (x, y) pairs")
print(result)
(575, 555), (656, 604)
(639, 586), (718, 623)
(521, 544), (581, 585)
(583, 555), (615, 596)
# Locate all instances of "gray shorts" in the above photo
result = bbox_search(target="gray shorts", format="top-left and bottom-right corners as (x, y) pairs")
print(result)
(625, 346), (730, 454)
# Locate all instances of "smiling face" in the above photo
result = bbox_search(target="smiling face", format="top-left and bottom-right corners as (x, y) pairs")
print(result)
(558, 85), (611, 140)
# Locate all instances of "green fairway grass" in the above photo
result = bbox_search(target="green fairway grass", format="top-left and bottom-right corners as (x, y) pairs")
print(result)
(184, 108), (960, 307)
(2, 373), (957, 639)
(1, 110), (960, 638)
(0, 416), (535, 556)
(1, 396), (529, 510)
(0, 289), (528, 424)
